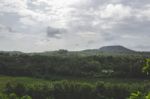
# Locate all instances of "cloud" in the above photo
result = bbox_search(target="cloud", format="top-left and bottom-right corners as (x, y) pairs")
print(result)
(0, 0), (28, 13)
(0, 24), (13, 32)
(100, 4), (131, 19)
(0, 0), (150, 51)
(46, 26), (66, 39)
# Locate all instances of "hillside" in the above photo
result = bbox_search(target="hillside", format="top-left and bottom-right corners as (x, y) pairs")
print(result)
(0, 45), (150, 57)
(99, 45), (135, 53)
(0, 46), (149, 99)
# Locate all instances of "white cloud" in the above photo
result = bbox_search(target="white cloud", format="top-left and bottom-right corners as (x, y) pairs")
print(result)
(0, 0), (28, 13)
(137, 6), (150, 20)
(77, 32), (97, 38)
(100, 4), (131, 19)
(0, 0), (150, 51)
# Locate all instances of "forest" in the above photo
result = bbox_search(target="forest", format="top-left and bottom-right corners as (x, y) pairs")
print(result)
(0, 51), (150, 99)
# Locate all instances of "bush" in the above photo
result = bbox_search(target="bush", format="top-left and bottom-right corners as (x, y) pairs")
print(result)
(21, 95), (32, 99)
(0, 93), (8, 99)
(9, 93), (18, 99)
(3, 81), (149, 99)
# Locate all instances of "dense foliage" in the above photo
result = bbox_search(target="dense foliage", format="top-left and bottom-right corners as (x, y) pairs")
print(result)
(1, 80), (150, 99)
(128, 91), (150, 99)
(0, 93), (32, 99)
(0, 52), (150, 99)
(0, 53), (147, 78)
(0, 81), (135, 99)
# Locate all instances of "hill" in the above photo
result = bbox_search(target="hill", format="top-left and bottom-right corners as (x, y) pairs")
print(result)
(99, 45), (135, 53)
(0, 45), (150, 57)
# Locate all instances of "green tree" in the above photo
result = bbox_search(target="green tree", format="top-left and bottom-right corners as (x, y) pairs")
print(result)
(21, 95), (32, 99)
(128, 91), (143, 99)
(9, 93), (18, 99)
(0, 93), (8, 99)
(143, 59), (150, 75)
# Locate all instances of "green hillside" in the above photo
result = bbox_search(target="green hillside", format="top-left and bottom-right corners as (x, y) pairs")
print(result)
(0, 46), (150, 99)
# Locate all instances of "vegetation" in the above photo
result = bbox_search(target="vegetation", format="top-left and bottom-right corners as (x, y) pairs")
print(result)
(0, 53), (147, 78)
(0, 80), (145, 99)
(128, 91), (150, 99)
(0, 76), (150, 99)
(0, 50), (150, 99)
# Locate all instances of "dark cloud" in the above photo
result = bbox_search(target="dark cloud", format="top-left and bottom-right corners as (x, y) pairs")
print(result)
(46, 26), (66, 39)
(0, 24), (14, 33)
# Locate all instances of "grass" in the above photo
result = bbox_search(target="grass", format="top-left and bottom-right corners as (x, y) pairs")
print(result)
(0, 75), (150, 92)
(0, 75), (50, 92)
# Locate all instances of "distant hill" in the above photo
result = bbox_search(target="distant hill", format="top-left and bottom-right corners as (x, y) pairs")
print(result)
(79, 45), (137, 56)
(0, 45), (150, 57)
(99, 45), (135, 53)
(0, 51), (23, 55)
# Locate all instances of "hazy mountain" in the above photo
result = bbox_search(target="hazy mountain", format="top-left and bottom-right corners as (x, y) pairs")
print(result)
(0, 51), (23, 55)
(99, 45), (135, 53)
(0, 45), (150, 57)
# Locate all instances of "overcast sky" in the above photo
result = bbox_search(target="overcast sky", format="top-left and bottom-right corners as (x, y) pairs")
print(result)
(0, 0), (150, 52)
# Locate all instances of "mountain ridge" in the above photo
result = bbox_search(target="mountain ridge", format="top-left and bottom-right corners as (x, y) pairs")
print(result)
(0, 45), (150, 57)
(99, 45), (135, 53)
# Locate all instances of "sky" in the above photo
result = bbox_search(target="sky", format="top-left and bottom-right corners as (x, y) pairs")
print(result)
(0, 0), (150, 52)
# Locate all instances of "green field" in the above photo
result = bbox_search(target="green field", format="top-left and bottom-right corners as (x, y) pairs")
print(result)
(0, 75), (48, 92)
(0, 75), (150, 92)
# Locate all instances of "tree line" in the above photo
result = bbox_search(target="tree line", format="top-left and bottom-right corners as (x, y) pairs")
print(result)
(1, 80), (150, 99)
(0, 53), (147, 78)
